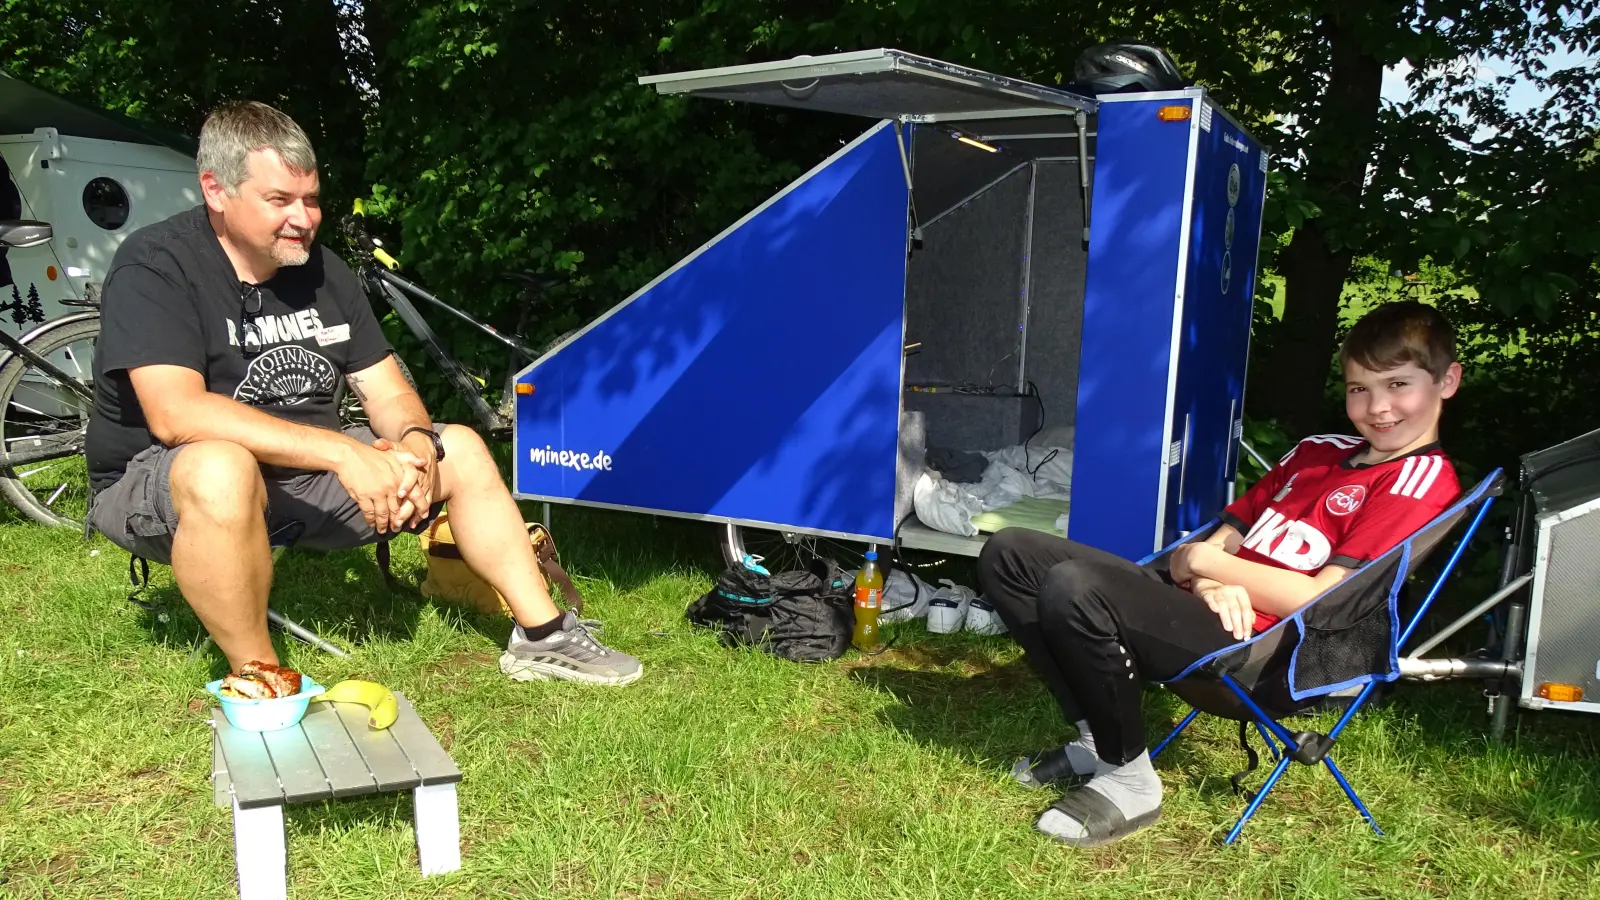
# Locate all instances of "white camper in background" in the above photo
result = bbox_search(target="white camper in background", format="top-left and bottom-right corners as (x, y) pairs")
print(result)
(0, 72), (200, 335)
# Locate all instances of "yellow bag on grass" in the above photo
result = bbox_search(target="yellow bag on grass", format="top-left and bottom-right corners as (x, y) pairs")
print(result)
(418, 512), (584, 618)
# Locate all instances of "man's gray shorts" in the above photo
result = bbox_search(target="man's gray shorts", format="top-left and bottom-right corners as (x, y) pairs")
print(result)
(88, 425), (441, 565)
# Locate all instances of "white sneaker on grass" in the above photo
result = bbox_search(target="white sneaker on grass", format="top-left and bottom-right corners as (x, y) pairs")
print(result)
(925, 579), (976, 633)
(963, 595), (1009, 635)
(499, 611), (644, 686)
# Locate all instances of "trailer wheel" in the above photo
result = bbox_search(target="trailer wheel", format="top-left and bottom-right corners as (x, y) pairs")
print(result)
(720, 523), (874, 573)
(720, 522), (965, 580)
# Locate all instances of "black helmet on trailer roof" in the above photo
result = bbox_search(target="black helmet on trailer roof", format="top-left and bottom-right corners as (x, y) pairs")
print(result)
(1072, 42), (1187, 94)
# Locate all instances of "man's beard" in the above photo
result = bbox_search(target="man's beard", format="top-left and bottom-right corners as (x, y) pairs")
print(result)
(269, 226), (315, 267)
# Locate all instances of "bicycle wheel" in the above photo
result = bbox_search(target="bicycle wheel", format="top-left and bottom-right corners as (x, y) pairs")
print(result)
(0, 316), (98, 528)
(720, 522), (874, 572)
(720, 522), (970, 577)
(336, 352), (418, 429)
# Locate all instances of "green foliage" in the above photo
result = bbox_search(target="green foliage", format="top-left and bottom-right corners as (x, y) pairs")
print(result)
(1236, 416), (1294, 495)
(2, 0), (1598, 469)
(354, 1), (843, 412)
(0, 0), (369, 212)
(1236, 1), (1600, 438)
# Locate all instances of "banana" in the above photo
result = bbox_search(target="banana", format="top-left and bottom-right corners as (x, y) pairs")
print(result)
(312, 679), (399, 729)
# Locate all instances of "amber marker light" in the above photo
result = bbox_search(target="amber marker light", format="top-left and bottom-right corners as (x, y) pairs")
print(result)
(1536, 683), (1584, 703)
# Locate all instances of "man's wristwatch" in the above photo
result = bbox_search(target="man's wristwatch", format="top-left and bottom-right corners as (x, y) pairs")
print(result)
(401, 426), (446, 462)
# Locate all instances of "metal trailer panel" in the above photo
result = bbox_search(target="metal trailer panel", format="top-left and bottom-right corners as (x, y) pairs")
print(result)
(639, 48), (1095, 121)
(1520, 496), (1600, 711)
(514, 123), (909, 540)
(1067, 97), (1196, 559)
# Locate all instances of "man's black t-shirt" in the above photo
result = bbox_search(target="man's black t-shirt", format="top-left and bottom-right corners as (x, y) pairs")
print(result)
(86, 205), (391, 494)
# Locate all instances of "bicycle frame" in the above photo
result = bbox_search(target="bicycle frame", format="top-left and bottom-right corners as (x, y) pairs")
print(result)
(360, 265), (536, 437)
(0, 319), (96, 468)
(0, 327), (94, 405)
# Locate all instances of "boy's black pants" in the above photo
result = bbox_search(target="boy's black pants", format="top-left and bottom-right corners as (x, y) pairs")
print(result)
(976, 527), (1241, 766)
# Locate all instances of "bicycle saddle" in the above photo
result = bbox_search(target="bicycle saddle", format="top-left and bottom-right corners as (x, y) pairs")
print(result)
(0, 220), (52, 249)
(502, 270), (566, 295)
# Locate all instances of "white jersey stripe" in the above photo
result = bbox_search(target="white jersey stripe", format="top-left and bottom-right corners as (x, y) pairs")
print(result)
(1392, 457), (1418, 495)
(1401, 456), (1433, 497)
(1285, 434), (1362, 465)
(1412, 455), (1443, 498)
(1399, 457), (1424, 496)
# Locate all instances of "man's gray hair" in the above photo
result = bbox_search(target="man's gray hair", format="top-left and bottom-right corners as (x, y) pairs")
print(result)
(196, 101), (317, 194)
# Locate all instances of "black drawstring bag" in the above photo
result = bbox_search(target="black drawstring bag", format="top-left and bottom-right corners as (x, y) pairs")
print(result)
(687, 557), (854, 662)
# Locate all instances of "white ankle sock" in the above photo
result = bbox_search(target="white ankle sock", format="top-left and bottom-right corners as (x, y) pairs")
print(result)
(1062, 720), (1099, 775)
(1037, 751), (1163, 841)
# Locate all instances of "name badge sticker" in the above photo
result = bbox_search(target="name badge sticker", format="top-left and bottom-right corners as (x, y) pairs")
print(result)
(316, 323), (351, 346)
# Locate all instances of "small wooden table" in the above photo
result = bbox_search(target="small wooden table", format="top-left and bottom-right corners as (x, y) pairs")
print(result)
(210, 693), (462, 900)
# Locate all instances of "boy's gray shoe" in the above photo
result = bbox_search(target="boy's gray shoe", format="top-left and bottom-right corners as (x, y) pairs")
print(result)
(499, 611), (643, 686)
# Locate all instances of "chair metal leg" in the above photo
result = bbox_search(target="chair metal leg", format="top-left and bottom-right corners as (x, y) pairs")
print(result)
(1220, 675), (1300, 747)
(189, 633), (216, 663)
(266, 608), (350, 658)
(1323, 756), (1383, 836)
(1255, 721), (1281, 761)
(1225, 753), (1293, 844)
(1151, 708), (1200, 761)
(191, 609), (350, 662)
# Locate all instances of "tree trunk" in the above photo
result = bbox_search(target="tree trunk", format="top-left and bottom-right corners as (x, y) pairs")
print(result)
(1249, 10), (1387, 439)
(274, 0), (369, 205)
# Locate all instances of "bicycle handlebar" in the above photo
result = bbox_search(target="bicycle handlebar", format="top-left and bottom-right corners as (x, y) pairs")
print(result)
(342, 200), (399, 270)
(343, 201), (564, 296)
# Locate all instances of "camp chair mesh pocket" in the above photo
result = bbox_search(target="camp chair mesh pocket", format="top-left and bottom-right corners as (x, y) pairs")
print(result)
(1290, 565), (1401, 698)
(1149, 470), (1505, 843)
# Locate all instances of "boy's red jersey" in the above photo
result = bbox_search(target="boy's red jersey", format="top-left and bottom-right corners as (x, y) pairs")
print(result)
(1221, 434), (1461, 632)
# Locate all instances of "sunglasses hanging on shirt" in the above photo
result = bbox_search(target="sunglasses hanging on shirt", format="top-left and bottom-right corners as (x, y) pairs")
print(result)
(239, 282), (264, 357)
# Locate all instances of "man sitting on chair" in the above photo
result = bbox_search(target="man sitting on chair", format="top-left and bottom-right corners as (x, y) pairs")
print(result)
(85, 101), (642, 686)
(977, 301), (1462, 846)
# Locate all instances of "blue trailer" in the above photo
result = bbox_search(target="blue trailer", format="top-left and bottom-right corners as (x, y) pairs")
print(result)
(512, 50), (1267, 564)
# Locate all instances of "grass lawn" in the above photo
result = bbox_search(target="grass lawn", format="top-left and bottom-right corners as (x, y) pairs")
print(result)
(2, 500), (1599, 899)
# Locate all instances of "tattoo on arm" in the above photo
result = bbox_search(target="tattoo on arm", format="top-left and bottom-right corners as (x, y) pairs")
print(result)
(346, 374), (369, 404)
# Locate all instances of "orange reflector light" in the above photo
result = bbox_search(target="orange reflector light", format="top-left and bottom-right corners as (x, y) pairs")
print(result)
(515, 383), (535, 396)
(1158, 105), (1192, 122)
(1537, 683), (1584, 703)
(46, 266), (58, 281)
(956, 135), (999, 153)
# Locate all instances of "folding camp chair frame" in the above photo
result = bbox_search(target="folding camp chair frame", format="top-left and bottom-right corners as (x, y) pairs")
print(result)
(123, 523), (394, 660)
(1145, 470), (1505, 843)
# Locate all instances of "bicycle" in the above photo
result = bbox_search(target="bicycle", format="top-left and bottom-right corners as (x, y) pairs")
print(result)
(338, 204), (565, 440)
(0, 220), (99, 528)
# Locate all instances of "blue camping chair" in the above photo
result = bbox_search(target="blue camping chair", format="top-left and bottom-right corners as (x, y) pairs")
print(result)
(1144, 469), (1505, 843)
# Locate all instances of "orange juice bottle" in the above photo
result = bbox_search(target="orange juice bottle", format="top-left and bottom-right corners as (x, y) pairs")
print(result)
(852, 549), (884, 650)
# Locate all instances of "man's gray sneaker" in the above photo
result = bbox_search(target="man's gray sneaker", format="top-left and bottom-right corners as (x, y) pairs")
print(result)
(499, 610), (643, 686)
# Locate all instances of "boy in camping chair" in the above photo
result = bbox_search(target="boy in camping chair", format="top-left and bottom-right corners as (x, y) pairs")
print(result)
(977, 301), (1462, 846)
(84, 101), (643, 687)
